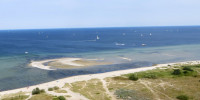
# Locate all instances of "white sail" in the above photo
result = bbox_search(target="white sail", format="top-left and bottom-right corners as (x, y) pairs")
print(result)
(141, 44), (146, 46)
(97, 35), (100, 40)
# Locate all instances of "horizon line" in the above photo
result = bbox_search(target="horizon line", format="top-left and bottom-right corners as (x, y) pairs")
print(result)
(0, 25), (200, 31)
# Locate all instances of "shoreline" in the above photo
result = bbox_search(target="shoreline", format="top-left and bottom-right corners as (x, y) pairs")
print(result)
(1, 60), (200, 96)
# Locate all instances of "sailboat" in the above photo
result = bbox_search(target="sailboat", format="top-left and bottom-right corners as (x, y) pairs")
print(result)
(96, 35), (100, 40)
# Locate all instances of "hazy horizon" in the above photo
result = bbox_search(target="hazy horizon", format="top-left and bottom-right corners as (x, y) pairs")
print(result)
(0, 25), (200, 31)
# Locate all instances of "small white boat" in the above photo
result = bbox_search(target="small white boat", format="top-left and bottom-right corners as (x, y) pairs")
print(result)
(150, 33), (152, 36)
(141, 44), (146, 46)
(96, 35), (100, 40)
(25, 52), (29, 54)
(141, 34), (143, 37)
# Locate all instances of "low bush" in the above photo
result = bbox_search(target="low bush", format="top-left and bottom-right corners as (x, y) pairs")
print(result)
(172, 69), (181, 75)
(58, 96), (66, 100)
(143, 73), (157, 79)
(112, 76), (128, 80)
(48, 88), (53, 91)
(40, 89), (45, 93)
(182, 67), (193, 71)
(32, 87), (40, 95)
(53, 86), (59, 90)
(182, 64), (200, 68)
(176, 95), (189, 100)
(53, 96), (66, 100)
(128, 74), (139, 81)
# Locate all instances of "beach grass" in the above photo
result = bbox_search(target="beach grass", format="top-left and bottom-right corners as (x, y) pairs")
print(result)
(54, 89), (67, 93)
(2, 94), (29, 100)
(104, 64), (200, 100)
(1, 92), (29, 100)
(29, 93), (54, 100)
(69, 78), (111, 100)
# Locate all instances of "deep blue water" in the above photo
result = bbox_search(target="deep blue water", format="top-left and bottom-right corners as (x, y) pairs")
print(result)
(0, 26), (200, 91)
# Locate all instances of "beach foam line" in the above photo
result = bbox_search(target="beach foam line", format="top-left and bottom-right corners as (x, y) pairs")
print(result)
(1, 60), (200, 96)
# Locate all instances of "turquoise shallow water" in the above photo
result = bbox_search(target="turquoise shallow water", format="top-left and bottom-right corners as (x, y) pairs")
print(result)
(0, 26), (200, 91)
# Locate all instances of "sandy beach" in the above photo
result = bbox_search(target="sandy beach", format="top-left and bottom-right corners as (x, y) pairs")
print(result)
(1, 60), (200, 98)
(30, 58), (110, 70)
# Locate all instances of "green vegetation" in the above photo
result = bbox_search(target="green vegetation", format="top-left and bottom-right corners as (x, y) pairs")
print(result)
(29, 94), (53, 100)
(176, 95), (189, 100)
(114, 88), (149, 100)
(172, 69), (181, 75)
(53, 86), (59, 90)
(182, 64), (200, 68)
(53, 96), (66, 100)
(128, 74), (139, 81)
(2, 95), (29, 100)
(32, 87), (45, 95)
(125, 68), (172, 79)
(107, 64), (200, 100)
(48, 86), (60, 91)
(54, 89), (67, 93)
(125, 64), (200, 80)
(182, 66), (193, 71)
(48, 88), (53, 91)
(70, 79), (110, 100)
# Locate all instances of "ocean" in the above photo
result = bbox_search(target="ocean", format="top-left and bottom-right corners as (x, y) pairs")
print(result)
(0, 26), (200, 91)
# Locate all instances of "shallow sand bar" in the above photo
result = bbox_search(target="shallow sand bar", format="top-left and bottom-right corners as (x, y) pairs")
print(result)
(30, 58), (110, 70)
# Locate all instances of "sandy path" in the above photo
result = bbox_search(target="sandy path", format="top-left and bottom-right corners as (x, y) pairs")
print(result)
(100, 78), (116, 100)
(64, 88), (89, 100)
(25, 93), (32, 100)
(139, 80), (160, 100)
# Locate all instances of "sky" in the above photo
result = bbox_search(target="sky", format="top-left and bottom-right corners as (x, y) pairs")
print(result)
(0, 0), (200, 29)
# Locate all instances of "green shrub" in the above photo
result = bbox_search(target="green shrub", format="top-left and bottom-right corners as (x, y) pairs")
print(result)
(40, 89), (45, 93)
(183, 67), (193, 71)
(58, 96), (66, 100)
(48, 88), (53, 91)
(112, 76), (128, 80)
(53, 86), (59, 90)
(129, 74), (138, 81)
(182, 64), (200, 68)
(32, 87), (40, 95)
(172, 69), (181, 75)
(143, 73), (157, 79)
(176, 95), (188, 100)
(183, 70), (188, 74)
